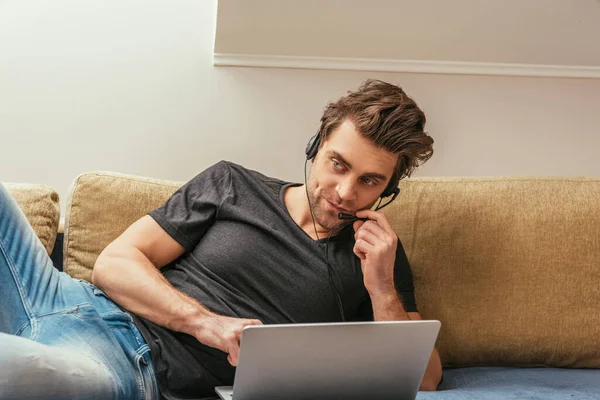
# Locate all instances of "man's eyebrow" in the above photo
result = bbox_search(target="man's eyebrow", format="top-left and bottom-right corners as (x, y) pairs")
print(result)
(326, 150), (388, 181)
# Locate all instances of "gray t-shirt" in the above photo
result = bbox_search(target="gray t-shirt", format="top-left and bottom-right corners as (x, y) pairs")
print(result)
(131, 161), (417, 399)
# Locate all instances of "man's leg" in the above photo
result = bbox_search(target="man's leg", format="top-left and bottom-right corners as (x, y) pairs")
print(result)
(0, 184), (158, 399)
(0, 333), (114, 399)
(0, 183), (89, 335)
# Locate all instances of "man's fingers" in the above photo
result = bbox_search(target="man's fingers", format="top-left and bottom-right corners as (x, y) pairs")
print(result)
(353, 220), (365, 232)
(354, 229), (383, 248)
(228, 337), (241, 366)
(228, 319), (262, 366)
(354, 238), (375, 260)
(212, 317), (264, 367)
(355, 220), (388, 242)
(355, 209), (394, 234)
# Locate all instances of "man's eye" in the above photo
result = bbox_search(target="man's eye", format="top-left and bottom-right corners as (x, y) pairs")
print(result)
(362, 177), (375, 185)
(332, 160), (343, 169)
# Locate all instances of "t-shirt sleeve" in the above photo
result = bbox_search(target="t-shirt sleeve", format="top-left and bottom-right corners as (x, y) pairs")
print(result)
(148, 161), (232, 253)
(394, 237), (418, 313)
(352, 237), (418, 321)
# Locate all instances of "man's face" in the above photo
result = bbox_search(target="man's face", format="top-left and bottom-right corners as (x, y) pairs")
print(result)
(307, 120), (398, 231)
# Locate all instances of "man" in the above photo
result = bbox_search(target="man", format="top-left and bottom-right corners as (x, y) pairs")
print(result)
(0, 79), (441, 399)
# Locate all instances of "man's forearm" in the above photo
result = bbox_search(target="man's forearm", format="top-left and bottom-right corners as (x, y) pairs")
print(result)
(92, 244), (214, 335)
(370, 290), (443, 391)
(370, 290), (410, 321)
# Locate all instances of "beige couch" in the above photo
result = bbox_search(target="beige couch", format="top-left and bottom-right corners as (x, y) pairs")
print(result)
(8, 172), (600, 397)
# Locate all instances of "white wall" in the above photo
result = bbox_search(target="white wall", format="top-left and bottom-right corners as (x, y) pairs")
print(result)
(216, 0), (600, 66)
(1, 0), (599, 215)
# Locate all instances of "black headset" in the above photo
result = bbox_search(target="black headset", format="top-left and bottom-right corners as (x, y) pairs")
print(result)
(304, 131), (400, 202)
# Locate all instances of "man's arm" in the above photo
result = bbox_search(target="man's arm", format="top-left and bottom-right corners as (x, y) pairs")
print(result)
(92, 215), (261, 366)
(353, 209), (443, 391)
(368, 291), (442, 391)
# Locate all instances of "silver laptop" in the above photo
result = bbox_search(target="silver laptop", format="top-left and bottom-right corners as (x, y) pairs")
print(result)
(215, 320), (441, 400)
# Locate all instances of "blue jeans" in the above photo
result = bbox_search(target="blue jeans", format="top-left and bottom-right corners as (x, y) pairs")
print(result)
(0, 183), (160, 399)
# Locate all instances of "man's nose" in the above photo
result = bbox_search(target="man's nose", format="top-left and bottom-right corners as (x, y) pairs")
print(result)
(336, 178), (357, 202)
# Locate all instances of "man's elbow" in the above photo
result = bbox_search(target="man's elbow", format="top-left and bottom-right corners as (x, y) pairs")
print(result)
(419, 378), (440, 392)
(92, 254), (107, 287)
(92, 245), (118, 287)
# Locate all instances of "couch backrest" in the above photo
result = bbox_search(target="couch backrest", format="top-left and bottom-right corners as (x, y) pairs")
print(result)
(63, 172), (181, 282)
(383, 176), (600, 369)
(63, 172), (600, 369)
(4, 183), (61, 255)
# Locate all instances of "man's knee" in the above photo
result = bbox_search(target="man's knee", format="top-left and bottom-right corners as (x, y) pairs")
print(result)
(0, 333), (114, 399)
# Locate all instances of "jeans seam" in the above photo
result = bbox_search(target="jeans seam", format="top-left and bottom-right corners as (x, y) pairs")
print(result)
(14, 320), (31, 336)
(35, 302), (93, 320)
(131, 326), (145, 348)
(0, 234), (37, 337)
(98, 310), (130, 319)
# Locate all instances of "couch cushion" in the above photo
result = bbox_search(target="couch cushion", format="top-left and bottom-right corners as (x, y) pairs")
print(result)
(3, 183), (60, 255)
(384, 177), (600, 368)
(63, 172), (182, 282)
(416, 366), (600, 399)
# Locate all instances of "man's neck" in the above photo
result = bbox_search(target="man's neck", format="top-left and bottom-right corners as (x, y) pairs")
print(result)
(283, 185), (331, 240)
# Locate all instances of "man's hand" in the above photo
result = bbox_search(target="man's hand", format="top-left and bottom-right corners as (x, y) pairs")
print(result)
(193, 315), (263, 366)
(352, 209), (397, 297)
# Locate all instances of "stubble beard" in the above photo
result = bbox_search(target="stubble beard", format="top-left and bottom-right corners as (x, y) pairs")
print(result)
(306, 181), (339, 232)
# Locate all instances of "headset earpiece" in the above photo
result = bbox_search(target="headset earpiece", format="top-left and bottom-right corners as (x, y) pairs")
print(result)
(381, 185), (400, 199)
(305, 132), (321, 160)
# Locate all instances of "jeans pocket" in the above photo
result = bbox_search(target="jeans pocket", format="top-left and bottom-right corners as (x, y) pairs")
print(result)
(76, 279), (158, 399)
(78, 279), (129, 318)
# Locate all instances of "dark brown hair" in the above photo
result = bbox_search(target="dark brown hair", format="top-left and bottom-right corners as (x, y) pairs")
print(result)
(319, 79), (434, 184)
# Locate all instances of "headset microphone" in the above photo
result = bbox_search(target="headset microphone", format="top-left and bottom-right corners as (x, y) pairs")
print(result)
(338, 213), (368, 221)
(337, 185), (400, 222)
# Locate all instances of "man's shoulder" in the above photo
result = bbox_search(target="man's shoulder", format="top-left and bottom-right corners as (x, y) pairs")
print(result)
(216, 160), (290, 187)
